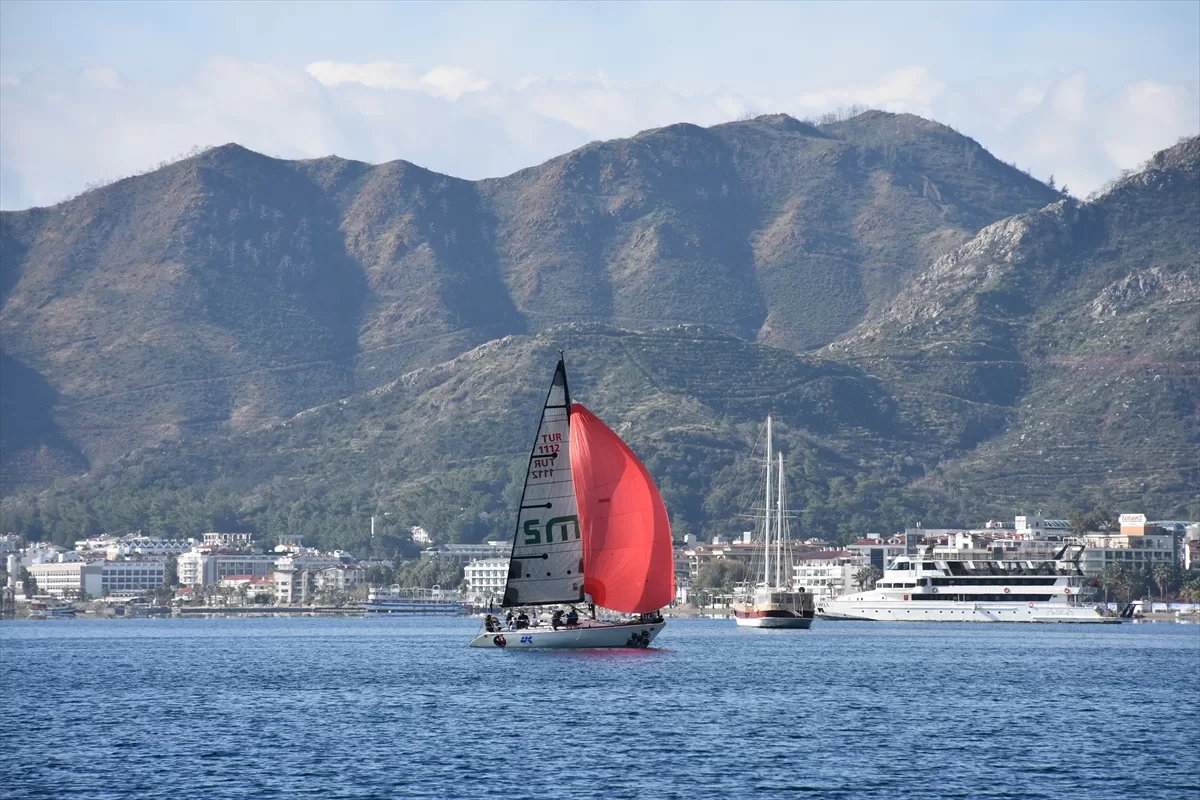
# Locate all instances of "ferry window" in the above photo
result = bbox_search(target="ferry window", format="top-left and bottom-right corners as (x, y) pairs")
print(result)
(922, 563), (937, 571)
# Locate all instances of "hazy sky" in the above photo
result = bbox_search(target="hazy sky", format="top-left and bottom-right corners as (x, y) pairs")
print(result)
(2, 0), (1197, 209)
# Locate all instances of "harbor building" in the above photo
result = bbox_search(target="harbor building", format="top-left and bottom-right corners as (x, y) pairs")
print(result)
(177, 549), (278, 586)
(202, 532), (253, 548)
(846, 535), (908, 570)
(420, 542), (508, 565)
(100, 560), (167, 598)
(790, 551), (859, 598)
(464, 558), (509, 600)
(26, 560), (103, 598)
(28, 558), (169, 598)
(313, 564), (366, 598)
(1079, 514), (1178, 575)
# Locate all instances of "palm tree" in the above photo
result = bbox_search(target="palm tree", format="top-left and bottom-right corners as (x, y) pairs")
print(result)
(1152, 564), (1176, 602)
(1099, 562), (1136, 604)
(854, 566), (882, 591)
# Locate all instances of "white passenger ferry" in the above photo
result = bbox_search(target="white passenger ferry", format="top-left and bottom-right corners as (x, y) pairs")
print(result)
(817, 547), (1114, 623)
(364, 586), (464, 615)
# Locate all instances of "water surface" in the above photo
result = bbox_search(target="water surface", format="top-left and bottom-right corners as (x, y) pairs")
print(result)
(1, 617), (1196, 799)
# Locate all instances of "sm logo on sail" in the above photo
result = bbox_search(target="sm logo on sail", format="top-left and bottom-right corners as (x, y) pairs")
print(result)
(523, 515), (581, 545)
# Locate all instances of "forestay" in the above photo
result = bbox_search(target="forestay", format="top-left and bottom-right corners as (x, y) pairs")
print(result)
(502, 359), (585, 607)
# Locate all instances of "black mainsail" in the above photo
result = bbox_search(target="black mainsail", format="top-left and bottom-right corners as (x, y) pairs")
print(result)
(501, 359), (585, 607)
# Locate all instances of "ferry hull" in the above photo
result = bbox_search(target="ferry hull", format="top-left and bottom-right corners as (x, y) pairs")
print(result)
(817, 601), (1114, 623)
(364, 602), (463, 614)
(469, 621), (665, 649)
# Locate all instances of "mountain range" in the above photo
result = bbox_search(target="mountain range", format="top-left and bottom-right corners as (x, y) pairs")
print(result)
(1, 112), (1195, 546)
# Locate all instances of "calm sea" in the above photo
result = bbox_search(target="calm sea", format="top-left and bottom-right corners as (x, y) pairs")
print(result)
(1, 617), (1197, 800)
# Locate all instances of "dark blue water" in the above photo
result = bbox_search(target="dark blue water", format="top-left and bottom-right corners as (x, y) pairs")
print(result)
(1, 617), (1197, 799)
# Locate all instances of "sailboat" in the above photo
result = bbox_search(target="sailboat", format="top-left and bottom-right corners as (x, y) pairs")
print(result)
(469, 357), (675, 649)
(731, 415), (815, 629)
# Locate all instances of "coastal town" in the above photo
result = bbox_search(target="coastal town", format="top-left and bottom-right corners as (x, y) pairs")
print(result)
(3, 512), (1198, 620)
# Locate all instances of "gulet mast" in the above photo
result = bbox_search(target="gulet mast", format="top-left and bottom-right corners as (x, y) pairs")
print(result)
(763, 415), (772, 588)
(776, 452), (785, 589)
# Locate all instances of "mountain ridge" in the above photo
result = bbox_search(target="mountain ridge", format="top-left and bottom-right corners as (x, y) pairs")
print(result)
(5, 117), (1195, 548)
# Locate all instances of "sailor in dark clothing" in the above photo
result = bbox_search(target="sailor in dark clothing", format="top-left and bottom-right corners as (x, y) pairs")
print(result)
(566, 608), (579, 626)
(551, 609), (563, 630)
(516, 611), (529, 629)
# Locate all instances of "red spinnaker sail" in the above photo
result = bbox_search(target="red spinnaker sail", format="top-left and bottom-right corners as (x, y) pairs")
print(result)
(569, 403), (674, 613)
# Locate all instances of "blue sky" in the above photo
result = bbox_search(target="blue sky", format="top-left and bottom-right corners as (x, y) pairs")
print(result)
(2, 0), (1197, 209)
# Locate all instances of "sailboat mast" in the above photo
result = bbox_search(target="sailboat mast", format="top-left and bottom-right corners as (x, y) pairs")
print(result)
(776, 452), (785, 588)
(763, 415), (772, 587)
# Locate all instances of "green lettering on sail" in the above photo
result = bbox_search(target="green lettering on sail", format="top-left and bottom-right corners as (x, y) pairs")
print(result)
(523, 519), (541, 545)
(544, 515), (580, 542)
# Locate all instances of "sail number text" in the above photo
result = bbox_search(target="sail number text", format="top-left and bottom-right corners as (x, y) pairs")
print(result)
(532, 433), (562, 479)
(523, 515), (581, 545)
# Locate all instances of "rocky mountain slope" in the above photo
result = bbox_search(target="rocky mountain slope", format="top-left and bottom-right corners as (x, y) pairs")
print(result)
(831, 136), (1199, 512)
(0, 112), (1058, 489)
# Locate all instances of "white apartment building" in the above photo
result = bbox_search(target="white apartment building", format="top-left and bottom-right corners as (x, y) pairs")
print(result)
(26, 561), (103, 598)
(275, 551), (345, 573)
(314, 564), (365, 598)
(421, 542), (508, 564)
(105, 537), (193, 559)
(274, 569), (317, 604)
(464, 558), (510, 600)
(1080, 532), (1176, 576)
(202, 532), (253, 548)
(791, 551), (860, 598)
(846, 536), (908, 571)
(177, 550), (278, 586)
(100, 560), (167, 598)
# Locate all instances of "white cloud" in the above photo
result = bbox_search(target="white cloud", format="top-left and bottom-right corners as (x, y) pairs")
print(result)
(793, 67), (948, 118)
(1103, 80), (1200, 170)
(1, 59), (1196, 210)
(305, 60), (490, 100)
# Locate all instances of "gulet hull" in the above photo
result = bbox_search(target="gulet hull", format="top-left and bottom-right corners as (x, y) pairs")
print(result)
(733, 615), (813, 629)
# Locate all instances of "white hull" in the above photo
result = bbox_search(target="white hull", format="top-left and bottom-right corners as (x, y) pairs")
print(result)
(734, 615), (813, 629)
(818, 600), (1114, 623)
(469, 621), (665, 649)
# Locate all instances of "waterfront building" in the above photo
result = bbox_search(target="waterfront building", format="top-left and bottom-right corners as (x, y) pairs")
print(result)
(273, 568), (332, 604)
(1080, 531), (1176, 576)
(100, 560), (167, 597)
(275, 550), (346, 573)
(26, 561), (103, 598)
(846, 535), (908, 570)
(680, 535), (765, 579)
(314, 564), (366, 599)
(790, 551), (860, 598)
(104, 536), (193, 560)
(463, 558), (509, 600)
(218, 574), (276, 600)
(420, 542), (508, 564)
(177, 549), (278, 586)
(202, 532), (253, 548)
